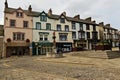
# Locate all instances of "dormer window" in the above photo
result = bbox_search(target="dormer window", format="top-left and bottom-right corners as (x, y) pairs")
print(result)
(16, 12), (23, 17)
(60, 18), (65, 23)
(40, 15), (47, 22)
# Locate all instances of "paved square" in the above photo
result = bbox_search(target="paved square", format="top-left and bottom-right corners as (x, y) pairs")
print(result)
(0, 50), (120, 80)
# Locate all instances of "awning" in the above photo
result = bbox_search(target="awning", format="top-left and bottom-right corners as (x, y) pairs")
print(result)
(38, 42), (53, 47)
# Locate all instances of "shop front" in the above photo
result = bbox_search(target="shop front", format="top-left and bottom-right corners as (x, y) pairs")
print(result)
(5, 42), (30, 57)
(32, 42), (53, 55)
(56, 43), (72, 52)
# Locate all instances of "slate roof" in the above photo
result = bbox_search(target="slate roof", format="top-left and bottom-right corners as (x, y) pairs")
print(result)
(4, 7), (40, 17)
(4, 7), (98, 25)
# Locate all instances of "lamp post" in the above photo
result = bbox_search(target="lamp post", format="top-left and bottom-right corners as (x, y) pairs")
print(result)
(52, 31), (56, 53)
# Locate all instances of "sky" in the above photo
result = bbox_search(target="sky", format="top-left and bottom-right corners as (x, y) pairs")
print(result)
(0, 0), (120, 30)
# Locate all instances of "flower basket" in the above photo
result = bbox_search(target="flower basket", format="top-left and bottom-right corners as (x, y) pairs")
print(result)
(26, 39), (30, 43)
(7, 38), (11, 42)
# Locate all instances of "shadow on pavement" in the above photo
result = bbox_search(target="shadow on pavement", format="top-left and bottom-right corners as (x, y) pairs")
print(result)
(106, 51), (120, 59)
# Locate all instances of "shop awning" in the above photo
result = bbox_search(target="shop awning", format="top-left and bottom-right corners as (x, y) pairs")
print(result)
(38, 42), (53, 47)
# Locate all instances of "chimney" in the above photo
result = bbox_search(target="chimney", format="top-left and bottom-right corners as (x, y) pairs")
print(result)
(99, 22), (104, 26)
(92, 20), (96, 23)
(105, 24), (110, 27)
(85, 17), (91, 22)
(74, 14), (80, 20)
(48, 8), (52, 16)
(62, 11), (66, 16)
(5, 0), (8, 8)
(28, 5), (32, 13)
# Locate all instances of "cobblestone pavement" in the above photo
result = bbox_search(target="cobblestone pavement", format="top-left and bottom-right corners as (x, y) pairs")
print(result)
(0, 50), (120, 80)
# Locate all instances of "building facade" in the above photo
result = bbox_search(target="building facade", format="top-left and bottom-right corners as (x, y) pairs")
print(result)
(0, 25), (4, 58)
(71, 16), (100, 50)
(3, 1), (120, 57)
(32, 9), (73, 55)
(4, 1), (34, 57)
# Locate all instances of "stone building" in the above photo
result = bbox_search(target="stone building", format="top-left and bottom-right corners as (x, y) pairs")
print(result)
(4, 0), (35, 57)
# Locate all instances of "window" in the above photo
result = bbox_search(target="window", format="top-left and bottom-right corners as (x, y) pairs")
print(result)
(40, 15), (47, 22)
(59, 33), (67, 41)
(10, 20), (16, 27)
(93, 25), (96, 31)
(60, 18), (65, 23)
(23, 21), (28, 28)
(36, 22), (41, 30)
(65, 25), (69, 31)
(13, 32), (25, 40)
(80, 23), (83, 30)
(92, 32), (98, 39)
(72, 22), (76, 30)
(44, 35), (48, 41)
(87, 32), (90, 39)
(72, 32), (76, 39)
(39, 33), (49, 41)
(86, 24), (90, 30)
(104, 33), (106, 39)
(39, 34), (43, 41)
(46, 23), (51, 30)
(57, 25), (61, 31)
(16, 12), (23, 17)
(78, 32), (85, 39)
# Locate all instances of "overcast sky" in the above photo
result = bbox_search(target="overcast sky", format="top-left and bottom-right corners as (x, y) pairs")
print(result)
(0, 0), (120, 30)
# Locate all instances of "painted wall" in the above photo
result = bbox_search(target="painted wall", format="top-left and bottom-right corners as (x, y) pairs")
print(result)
(33, 14), (73, 43)
(4, 9), (33, 43)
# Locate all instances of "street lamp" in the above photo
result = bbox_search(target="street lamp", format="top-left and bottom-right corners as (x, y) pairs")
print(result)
(52, 31), (56, 53)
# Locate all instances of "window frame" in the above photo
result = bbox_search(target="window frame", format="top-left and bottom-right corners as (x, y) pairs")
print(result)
(72, 22), (76, 30)
(46, 23), (51, 30)
(10, 19), (16, 27)
(23, 21), (28, 28)
(86, 24), (90, 30)
(60, 18), (65, 23)
(57, 25), (61, 31)
(36, 22), (41, 30)
(16, 12), (23, 17)
(13, 32), (25, 41)
(65, 25), (69, 31)
(40, 15), (47, 22)
(87, 32), (90, 39)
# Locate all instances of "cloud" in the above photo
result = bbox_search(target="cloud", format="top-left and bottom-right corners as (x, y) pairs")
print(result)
(0, 0), (119, 29)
